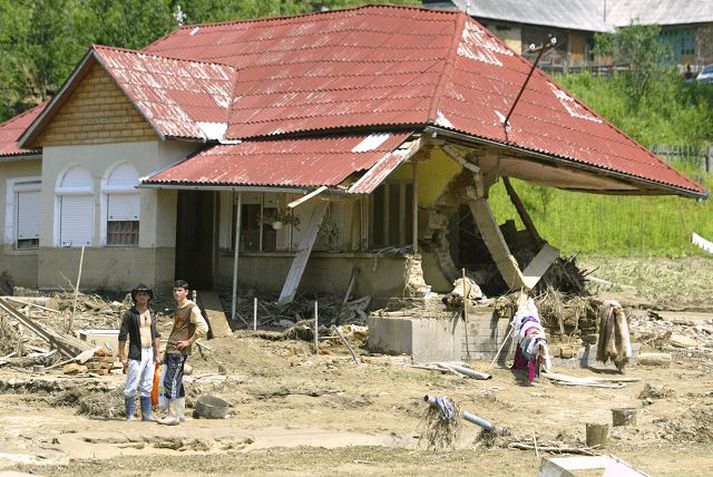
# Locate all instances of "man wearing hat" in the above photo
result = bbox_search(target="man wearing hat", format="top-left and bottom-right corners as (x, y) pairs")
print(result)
(118, 283), (160, 421)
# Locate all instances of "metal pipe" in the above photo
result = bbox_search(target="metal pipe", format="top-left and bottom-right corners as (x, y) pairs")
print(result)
(462, 411), (496, 431)
(504, 37), (557, 128)
(424, 395), (495, 431)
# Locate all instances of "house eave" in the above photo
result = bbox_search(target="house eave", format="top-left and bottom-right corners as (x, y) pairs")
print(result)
(424, 126), (708, 201)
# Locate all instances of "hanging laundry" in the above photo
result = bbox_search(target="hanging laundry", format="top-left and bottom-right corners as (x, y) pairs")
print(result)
(596, 300), (632, 371)
(510, 298), (552, 383)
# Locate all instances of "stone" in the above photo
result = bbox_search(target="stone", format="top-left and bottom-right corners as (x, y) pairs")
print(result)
(63, 363), (88, 375)
(560, 347), (575, 359)
(669, 334), (698, 348)
(638, 353), (671, 367)
(581, 334), (598, 345)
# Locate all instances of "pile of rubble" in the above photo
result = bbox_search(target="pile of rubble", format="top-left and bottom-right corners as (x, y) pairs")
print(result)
(630, 310), (713, 354)
(225, 293), (371, 330)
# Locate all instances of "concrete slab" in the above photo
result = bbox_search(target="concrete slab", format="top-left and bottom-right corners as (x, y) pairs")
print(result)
(539, 455), (650, 477)
(367, 307), (508, 363)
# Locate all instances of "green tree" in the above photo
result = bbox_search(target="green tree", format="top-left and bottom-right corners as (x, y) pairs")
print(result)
(593, 23), (671, 104)
(0, 0), (92, 118)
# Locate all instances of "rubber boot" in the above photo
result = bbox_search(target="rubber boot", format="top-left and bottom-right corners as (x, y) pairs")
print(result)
(157, 400), (180, 426)
(124, 396), (136, 421)
(140, 396), (154, 422)
(175, 397), (185, 422)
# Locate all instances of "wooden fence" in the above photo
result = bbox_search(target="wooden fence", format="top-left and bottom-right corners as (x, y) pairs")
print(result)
(650, 144), (712, 174)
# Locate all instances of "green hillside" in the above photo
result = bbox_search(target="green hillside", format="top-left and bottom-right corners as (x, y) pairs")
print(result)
(490, 70), (713, 256)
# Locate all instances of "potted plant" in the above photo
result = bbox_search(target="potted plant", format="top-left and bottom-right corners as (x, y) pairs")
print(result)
(259, 208), (300, 230)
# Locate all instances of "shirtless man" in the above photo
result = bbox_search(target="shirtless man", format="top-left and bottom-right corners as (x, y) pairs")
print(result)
(158, 279), (209, 425)
(118, 283), (160, 421)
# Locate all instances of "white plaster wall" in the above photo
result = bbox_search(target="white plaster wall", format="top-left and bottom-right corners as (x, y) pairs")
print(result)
(0, 157), (42, 286)
(0, 157), (42, 245)
(40, 140), (200, 249)
(41, 141), (159, 247)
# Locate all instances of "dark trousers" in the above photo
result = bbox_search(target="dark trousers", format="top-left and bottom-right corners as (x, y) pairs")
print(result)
(164, 352), (186, 399)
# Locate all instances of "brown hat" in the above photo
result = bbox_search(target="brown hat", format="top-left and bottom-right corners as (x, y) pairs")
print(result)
(131, 283), (153, 301)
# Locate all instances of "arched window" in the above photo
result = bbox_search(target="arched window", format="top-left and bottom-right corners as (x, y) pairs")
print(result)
(56, 166), (94, 247)
(104, 163), (140, 246)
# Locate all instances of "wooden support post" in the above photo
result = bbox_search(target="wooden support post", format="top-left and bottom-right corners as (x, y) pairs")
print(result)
(502, 176), (543, 247)
(259, 192), (264, 252)
(231, 192), (242, 322)
(68, 245), (85, 333)
(412, 160), (418, 253)
(462, 267), (471, 360)
(253, 297), (257, 331)
(314, 300), (319, 354)
(468, 197), (526, 291)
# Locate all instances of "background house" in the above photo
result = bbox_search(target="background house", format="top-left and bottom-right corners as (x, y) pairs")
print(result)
(424, 0), (713, 72)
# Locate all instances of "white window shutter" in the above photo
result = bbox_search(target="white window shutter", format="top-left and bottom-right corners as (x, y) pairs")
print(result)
(60, 195), (93, 246)
(16, 191), (41, 240)
(107, 194), (140, 221)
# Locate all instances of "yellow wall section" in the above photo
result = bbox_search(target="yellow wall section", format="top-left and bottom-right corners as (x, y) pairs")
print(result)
(34, 62), (156, 147)
(388, 148), (463, 207)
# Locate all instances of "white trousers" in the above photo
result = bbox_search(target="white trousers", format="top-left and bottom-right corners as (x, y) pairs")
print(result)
(124, 348), (155, 398)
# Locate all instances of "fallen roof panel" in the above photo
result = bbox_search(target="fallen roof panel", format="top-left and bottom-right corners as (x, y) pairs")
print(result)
(143, 132), (413, 188)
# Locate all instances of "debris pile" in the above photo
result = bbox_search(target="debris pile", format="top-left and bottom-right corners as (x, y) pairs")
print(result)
(630, 311), (713, 353)
(226, 293), (371, 329)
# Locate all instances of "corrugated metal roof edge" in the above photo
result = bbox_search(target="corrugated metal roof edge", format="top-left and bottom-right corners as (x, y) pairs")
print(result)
(0, 102), (44, 156)
(474, 14), (614, 32)
(17, 48), (159, 147)
(225, 124), (422, 142)
(145, 4), (463, 52)
(18, 49), (99, 148)
(525, 64), (708, 197)
(19, 46), (241, 148)
(93, 44), (238, 69)
(424, 126), (708, 200)
(0, 152), (42, 160)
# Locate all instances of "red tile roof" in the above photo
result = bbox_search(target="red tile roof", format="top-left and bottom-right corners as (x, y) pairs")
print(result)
(13, 5), (706, 197)
(142, 5), (704, 197)
(145, 132), (412, 188)
(0, 104), (44, 158)
(94, 46), (236, 140)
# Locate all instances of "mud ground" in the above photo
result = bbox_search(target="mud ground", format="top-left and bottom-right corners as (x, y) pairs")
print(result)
(1, 256), (712, 476)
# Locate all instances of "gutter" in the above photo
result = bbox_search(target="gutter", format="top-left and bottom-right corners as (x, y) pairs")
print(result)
(137, 183), (309, 194)
(424, 126), (709, 201)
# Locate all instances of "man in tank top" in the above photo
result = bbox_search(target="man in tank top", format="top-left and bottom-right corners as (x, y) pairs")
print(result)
(157, 279), (209, 425)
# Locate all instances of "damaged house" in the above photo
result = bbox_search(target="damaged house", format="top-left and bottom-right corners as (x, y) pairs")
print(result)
(0, 5), (706, 319)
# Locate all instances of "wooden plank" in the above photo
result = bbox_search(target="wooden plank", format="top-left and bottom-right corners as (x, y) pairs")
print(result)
(0, 297), (89, 358)
(197, 291), (232, 338)
(287, 185), (328, 209)
(502, 176), (543, 246)
(277, 202), (328, 306)
(522, 243), (560, 289)
(468, 198), (526, 290)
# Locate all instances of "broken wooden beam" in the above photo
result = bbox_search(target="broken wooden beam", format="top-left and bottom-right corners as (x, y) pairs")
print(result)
(278, 202), (328, 306)
(468, 198), (527, 291)
(0, 297), (89, 358)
